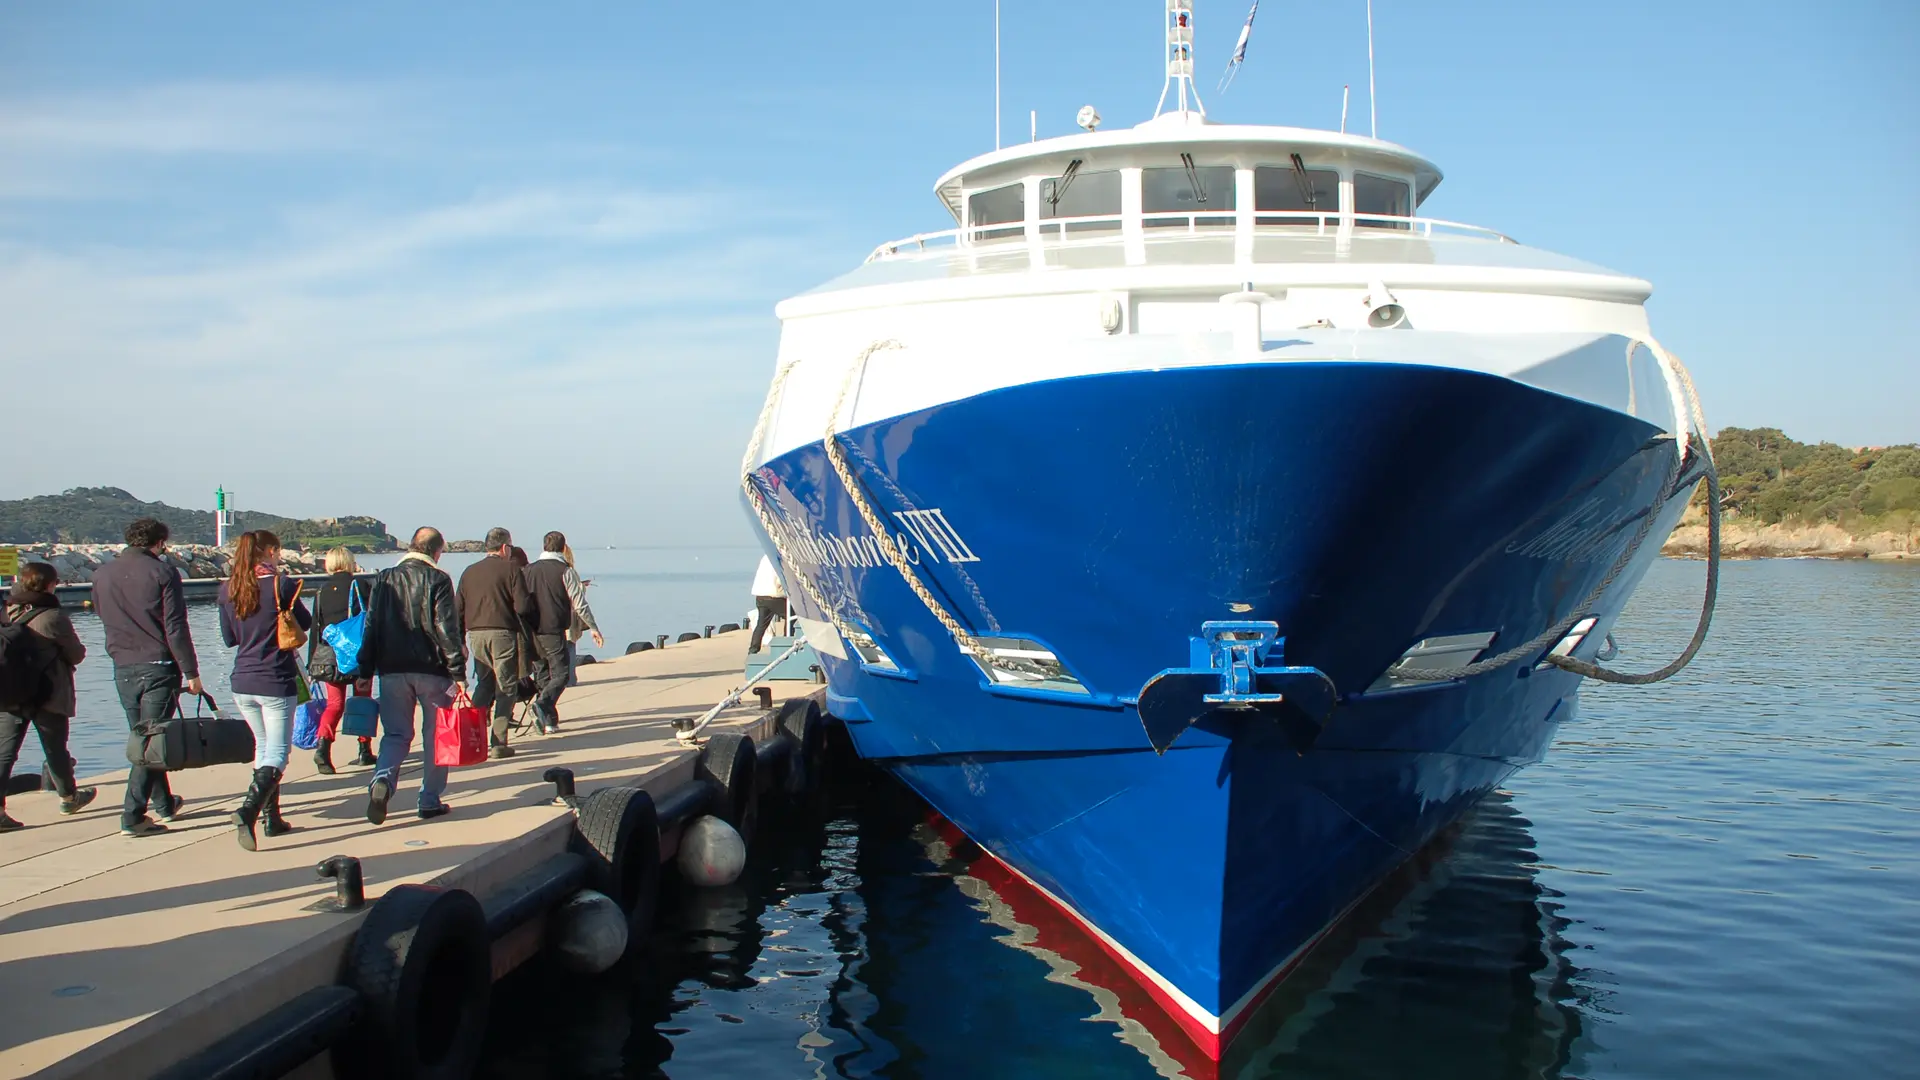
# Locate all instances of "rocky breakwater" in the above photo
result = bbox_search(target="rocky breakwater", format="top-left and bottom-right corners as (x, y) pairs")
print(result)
(14, 544), (329, 585)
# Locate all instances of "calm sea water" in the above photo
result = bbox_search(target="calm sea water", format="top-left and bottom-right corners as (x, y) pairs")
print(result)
(473, 558), (1920, 1080)
(15, 546), (761, 771)
(17, 557), (1916, 1077)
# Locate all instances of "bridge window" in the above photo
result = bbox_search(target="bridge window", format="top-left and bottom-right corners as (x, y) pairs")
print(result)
(1142, 159), (1235, 228)
(1354, 172), (1412, 229)
(1254, 162), (1341, 225)
(967, 183), (1025, 239)
(1040, 165), (1122, 233)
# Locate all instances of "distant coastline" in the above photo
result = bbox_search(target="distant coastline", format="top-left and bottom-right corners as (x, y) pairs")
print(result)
(0, 487), (398, 552)
(1662, 514), (1915, 561)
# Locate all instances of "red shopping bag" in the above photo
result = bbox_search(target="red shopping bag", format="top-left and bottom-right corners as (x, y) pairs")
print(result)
(434, 687), (489, 767)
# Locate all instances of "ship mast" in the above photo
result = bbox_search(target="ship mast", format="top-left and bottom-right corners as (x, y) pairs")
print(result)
(1154, 0), (1206, 119)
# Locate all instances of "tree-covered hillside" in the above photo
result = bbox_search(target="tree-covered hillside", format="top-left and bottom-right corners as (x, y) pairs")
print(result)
(1711, 428), (1920, 527)
(0, 487), (397, 550)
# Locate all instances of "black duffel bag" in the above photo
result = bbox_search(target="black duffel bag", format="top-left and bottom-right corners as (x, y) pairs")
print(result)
(126, 691), (256, 771)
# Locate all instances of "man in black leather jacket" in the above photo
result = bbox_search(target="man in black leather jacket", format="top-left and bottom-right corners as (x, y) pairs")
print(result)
(359, 526), (467, 825)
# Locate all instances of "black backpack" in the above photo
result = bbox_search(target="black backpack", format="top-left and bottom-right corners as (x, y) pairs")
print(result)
(0, 607), (58, 713)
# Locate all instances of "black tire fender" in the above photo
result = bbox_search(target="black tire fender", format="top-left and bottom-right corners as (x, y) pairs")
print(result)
(776, 698), (825, 795)
(625, 641), (653, 655)
(697, 732), (757, 843)
(676, 632), (702, 644)
(717, 622), (741, 633)
(336, 884), (490, 1080)
(568, 786), (661, 945)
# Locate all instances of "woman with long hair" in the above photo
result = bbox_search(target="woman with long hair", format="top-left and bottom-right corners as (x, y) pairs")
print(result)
(217, 530), (311, 851)
(307, 547), (374, 773)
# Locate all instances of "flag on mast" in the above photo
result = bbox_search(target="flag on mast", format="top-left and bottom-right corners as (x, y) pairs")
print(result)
(1218, 0), (1260, 92)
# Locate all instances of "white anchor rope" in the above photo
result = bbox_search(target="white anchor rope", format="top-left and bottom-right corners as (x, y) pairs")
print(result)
(1394, 336), (1719, 684)
(739, 353), (861, 644)
(738, 341), (988, 662)
(822, 341), (989, 659)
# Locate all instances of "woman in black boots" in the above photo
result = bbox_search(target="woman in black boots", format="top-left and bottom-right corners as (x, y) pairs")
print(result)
(307, 548), (374, 773)
(217, 530), (310, 851)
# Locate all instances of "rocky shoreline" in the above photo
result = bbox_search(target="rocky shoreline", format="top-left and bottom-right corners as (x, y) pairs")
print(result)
(12, 543), (331, 584)
(1660, 514), (1917, 560)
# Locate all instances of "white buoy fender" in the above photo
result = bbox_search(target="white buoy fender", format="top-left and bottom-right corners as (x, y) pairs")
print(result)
(677, 815), (747, 887)
(549, 889), (629, 974)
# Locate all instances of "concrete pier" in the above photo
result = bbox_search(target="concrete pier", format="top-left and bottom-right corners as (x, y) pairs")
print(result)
(0, 631), (806, 1080)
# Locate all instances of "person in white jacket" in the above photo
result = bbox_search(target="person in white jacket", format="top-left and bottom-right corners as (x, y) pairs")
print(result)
(748, 556), (787, 654)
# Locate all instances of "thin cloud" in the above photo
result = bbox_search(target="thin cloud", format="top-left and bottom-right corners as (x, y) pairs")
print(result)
(0, 79), (394, 156)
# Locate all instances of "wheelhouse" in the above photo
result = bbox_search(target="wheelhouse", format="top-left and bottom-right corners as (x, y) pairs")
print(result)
(937, 113), (1444, 246)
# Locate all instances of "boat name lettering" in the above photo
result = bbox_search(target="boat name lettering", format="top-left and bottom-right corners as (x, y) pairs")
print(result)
(1505, 497), (1638, 563)
(775, 508), (981, 568)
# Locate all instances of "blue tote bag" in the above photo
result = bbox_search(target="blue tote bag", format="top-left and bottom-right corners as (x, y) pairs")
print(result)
(292, 699), (324, 750)
(322, 580), (369, 677)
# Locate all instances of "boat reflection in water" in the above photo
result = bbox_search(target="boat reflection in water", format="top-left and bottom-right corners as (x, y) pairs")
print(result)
(852, 786), (1595, 1079)
(481, 768), (1595, 1079)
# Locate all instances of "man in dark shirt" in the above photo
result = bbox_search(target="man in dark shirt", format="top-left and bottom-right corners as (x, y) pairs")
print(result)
(524, 531), (604, 734)
(89, 517), (201, 836)
(457, 527), (534, 759)
(361, 526), (467, 824)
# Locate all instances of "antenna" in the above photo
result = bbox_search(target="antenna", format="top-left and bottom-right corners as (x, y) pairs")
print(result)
(1366, 0), (1377, 137)
(1154, 0), (1206, 119)
(994, 0), (1002, 148)
(1030, 109), (1037, 142)
(1340, 84), (1349, 134)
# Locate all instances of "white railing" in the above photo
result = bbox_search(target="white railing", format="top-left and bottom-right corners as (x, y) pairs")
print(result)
(864, 210), (1517, 262)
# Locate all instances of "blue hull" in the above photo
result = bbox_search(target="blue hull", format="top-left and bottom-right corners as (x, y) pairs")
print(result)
(747, 360), (1687, 1051)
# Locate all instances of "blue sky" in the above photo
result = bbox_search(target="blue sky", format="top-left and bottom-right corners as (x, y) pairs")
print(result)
(2, 1), (1913, 544)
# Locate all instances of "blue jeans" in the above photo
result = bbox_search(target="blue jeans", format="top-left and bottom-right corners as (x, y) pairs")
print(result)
(372, 672), (452, 810)
(232, 693), (294, 772)
(114, 662), (179, 827)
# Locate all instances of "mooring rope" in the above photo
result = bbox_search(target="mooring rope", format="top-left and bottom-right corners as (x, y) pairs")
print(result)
(822, 342), (989, 659)
(738, 340), (988, 662)
(1395, 337), (1720, 684)
(739, 352), (861, 645)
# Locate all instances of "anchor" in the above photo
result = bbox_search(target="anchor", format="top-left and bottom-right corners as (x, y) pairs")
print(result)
(1136, 621), (1338, 755)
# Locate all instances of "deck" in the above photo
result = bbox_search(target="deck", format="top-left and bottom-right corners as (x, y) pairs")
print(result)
(0, 631), (802, 1080)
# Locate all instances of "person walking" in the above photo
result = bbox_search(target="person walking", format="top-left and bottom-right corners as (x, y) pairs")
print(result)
(217, 530), (311, 851)
(0, 562), (97, 830)
(561, 544), (591, 687)
(360, 527), (466, 824)
(307, 547), (375, 774)
(507, 547), (540, 705)
(457, 527), (533, 759)
(748, 555), (787, 654)
(90, 517), (200, 837)
(524, 532), (604, 734)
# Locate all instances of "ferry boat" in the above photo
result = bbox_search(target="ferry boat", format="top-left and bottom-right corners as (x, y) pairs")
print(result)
(741, 1), (1710, 1058)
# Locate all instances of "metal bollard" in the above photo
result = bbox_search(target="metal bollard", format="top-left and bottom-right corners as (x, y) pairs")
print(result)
(656, 634), (669, 649)
(543, 766), (579, 809)
(753, 686), (773, 709)
(311, 855), (365, 912)
(704, 624), (715, 638)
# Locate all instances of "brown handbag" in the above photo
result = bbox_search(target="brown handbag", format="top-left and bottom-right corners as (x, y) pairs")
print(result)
(275, 575), (307, 651)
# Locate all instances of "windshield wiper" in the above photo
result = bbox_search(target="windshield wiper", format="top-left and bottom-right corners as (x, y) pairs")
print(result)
(1181, 152), (1209, 204)
(1047, 159), (1084, 209)
(1291, 153), (1316, 208)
